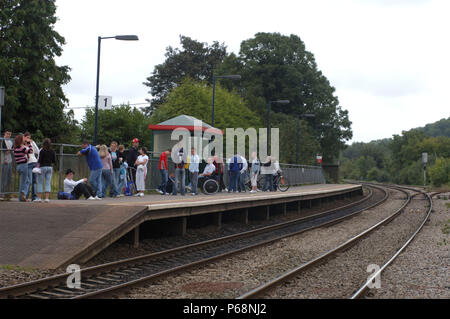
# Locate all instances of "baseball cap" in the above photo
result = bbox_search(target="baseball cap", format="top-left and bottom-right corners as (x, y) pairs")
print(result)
(132, 138), (139, 143)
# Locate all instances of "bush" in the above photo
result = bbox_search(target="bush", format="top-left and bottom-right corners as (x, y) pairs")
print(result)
(429, 157), (450, 187)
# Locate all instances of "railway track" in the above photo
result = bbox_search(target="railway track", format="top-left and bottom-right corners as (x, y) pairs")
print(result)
(237, 184), (432, 299)
(0, 185), (387, 299)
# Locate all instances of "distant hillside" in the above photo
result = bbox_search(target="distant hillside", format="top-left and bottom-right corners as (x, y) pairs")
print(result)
(414, 117), (450, 138)
(341, 117), (450, 186)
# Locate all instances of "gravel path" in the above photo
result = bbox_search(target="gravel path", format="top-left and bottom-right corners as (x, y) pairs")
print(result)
(121, 188), (410, 299)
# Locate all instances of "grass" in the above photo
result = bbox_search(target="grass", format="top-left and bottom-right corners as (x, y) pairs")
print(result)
(1, 264), (37, 272)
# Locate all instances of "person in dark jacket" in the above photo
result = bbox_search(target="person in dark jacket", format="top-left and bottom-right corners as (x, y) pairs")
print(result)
(227, 154), (242, 193)
(109, 141), (123, 197)
(126, 138), (139, 191)
(37, 138), (56, 202)
(261, 156), (274, 192)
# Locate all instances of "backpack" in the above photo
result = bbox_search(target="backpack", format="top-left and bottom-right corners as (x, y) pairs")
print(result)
(125, 181), (134, 196)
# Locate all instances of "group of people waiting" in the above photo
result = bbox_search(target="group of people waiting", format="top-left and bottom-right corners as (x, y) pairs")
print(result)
(1, 129), (282, 201)
(156, 147), (281, 196)
(0, 130), (149, 202)
(1, 130), (56, 202)
(74, 138), (148, 199)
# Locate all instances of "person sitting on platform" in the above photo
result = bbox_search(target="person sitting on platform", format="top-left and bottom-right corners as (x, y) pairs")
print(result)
(198, 157), (216, 189)
(64, 169), (98, 200)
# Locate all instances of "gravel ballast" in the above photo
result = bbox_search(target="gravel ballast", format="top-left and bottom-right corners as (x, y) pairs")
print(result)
(122, 188), (416, 299)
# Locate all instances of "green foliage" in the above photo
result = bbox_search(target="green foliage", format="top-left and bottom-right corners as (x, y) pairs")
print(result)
(0, 0), (71, 141)
(429, 158), (450, 187)
(143, 35), (227, 114)
(341, 122), (450, 185)
(217, 32), (353, 162)
(80, 104), (151, 148)
(415, 117), (450, 138)
(150, 77), (262, 130)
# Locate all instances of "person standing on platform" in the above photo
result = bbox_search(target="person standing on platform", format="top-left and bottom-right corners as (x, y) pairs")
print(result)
(109, 141), (123, 197)
(24, 132), (40, 201)
(64, 169), (97, 200)
(188, 147), (200, 196)
(238, 154), (248, 193)
(228, 154), (242, 193)
(117, 144), (127, 197)
(1, 129), (13, 196)
(262, 156), (274, 192)
(13, 134), (33, 202)
(249, 152), (261, 193)
(126, 138), (139, 191)
(36, 138), (56, 203)
(99, 144), (113, 198)
(77, 140), (103, 199)
(172, 147), (186, 196)
(135, 147), (149, 197)
(157, 149), (171, 195)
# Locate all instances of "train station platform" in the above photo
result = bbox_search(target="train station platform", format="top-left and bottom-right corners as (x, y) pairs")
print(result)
(0, 184), (362, 270)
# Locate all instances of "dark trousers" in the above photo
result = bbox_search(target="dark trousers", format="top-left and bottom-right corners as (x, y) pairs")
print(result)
(229, 171), (239, 192)
(72, 183), (96, 200)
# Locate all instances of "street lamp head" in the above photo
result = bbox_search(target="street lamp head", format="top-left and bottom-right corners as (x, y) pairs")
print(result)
(215, 74), (241, 80)
(301, 113), (315, 118)
(115, 35), (139, 41)
(272, 100), (290, 104)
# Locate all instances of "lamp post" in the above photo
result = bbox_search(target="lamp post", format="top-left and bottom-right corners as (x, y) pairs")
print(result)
(267, 100), (289, 152)
(296, 113), (315, 164)
(211, 74), (241, 127)
(94, 35), (139, 145)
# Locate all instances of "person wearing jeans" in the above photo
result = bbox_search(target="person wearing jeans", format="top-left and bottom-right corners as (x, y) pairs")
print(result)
(36, 138), (56, 202)
(99, 145), (113, 198)
(78, 140), (103, 199)
(158, 149), (170, 195)
(24, 132), (39, 201)
(13, 134), (33, 202)
(1, 129), (13, 194)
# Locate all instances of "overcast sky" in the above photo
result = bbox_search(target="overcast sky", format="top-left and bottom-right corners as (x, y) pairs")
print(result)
(54, 0), (449, 143)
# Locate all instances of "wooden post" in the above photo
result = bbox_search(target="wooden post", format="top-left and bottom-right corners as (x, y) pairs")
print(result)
(133, 225), (140, 248)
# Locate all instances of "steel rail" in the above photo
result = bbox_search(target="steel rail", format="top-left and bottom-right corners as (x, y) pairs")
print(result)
(350, 185), (433, 299)
(237, 184), (412, 299)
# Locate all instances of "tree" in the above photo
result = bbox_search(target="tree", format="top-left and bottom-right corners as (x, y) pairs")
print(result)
(0, 0), (71, 140)
(150, 77), (261, 129)
(216, 32), (352, 162)
(80, 104), (151, 148)
(143, 35), (227, 114)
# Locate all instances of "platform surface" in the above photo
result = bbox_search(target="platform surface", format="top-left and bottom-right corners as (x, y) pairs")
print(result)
(0, 184), (360, 269)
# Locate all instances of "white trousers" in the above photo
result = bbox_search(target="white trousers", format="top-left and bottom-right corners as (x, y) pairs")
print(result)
(136, 166), (146, 191)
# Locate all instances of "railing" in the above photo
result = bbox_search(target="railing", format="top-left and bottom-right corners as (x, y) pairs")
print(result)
(0, 139), (326, 196)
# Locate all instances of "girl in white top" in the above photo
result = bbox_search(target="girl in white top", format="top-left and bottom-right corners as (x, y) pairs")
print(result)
(135, 147), (149, 197)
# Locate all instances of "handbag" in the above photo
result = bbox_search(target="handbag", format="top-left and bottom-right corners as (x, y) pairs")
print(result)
(32, 167), (42, 174)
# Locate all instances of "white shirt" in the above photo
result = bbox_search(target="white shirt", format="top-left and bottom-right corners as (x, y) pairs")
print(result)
(202, 163), (216, 175)
(64, 178), (84, 193)
(188, 154), (200, 173)
(239, 156), (248, 173)
(137, 155), (149, 173)
(2, 138), (13, 163)
(27, 141), (39, 164)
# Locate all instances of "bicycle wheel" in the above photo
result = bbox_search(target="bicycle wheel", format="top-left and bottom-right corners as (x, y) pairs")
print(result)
(277, 174), (290, 192)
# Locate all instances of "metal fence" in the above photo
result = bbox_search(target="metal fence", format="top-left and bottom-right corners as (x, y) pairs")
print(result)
(0, 139), (325, 197)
